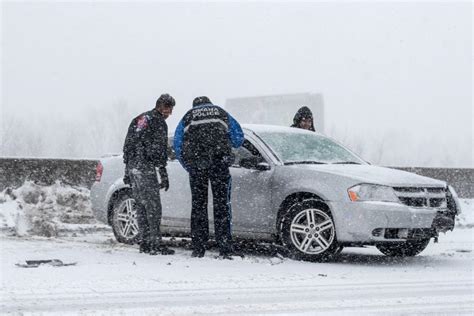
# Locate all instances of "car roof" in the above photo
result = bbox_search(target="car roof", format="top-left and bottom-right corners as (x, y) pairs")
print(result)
(169, 124), (325, 138)
(242, 124), (324, 136)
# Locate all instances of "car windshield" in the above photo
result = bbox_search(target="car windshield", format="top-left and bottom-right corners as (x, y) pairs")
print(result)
(257, 131), (366, 165)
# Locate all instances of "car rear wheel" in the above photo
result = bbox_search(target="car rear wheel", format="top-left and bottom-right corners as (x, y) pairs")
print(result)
(376, 238), (430, 257)
(280, 199), (340, 261)
(111, 192), (139, 244)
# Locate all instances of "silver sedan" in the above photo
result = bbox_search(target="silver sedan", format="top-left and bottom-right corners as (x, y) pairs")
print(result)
(90, 125), (461, 260)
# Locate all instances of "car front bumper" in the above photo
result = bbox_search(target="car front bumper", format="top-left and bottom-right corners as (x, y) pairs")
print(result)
(329, 200), (455, 243)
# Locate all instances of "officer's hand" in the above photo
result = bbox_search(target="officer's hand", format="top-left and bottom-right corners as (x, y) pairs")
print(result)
(223, 154), (236, 167)
(123, 174), (131, 185)
(158, 167), (169, 191)
(160, 178), (169, 191)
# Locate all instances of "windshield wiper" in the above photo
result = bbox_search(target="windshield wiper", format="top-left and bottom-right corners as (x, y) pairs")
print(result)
(332, 161), (361, 165)
(284, 161), (327, 165)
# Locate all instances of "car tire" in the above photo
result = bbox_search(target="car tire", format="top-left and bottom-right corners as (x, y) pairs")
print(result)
(280, 199), (340, 261)
(111, 191), (140, 244)
(376, 238), (430, 257)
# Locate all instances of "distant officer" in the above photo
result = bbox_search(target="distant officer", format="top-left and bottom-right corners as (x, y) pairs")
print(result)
(123, 94), (176, 255)
(291, 106), (315, 131)
(174, 96), (244, 259)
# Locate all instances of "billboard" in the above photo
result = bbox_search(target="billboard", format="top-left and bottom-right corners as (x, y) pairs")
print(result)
(225, 93), (324, 132)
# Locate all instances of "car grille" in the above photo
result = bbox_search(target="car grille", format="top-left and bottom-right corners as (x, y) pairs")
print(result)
(393, 187), (447, 208)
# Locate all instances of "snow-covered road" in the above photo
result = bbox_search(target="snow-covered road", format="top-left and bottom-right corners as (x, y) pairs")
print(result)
(1, 184), (473, 314)
(1, 228), (473, 315)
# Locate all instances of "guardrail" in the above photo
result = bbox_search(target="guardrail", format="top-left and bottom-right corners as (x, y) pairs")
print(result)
(0, 158), (472, 198)
(0, 158), (98, 191)
(393, 167), (473, 199)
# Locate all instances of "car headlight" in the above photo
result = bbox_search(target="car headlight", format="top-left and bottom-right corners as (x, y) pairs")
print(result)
(348, 184), (399, 203)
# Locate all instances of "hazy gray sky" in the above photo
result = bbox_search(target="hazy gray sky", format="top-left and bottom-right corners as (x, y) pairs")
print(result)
(1, 1), (473, 166)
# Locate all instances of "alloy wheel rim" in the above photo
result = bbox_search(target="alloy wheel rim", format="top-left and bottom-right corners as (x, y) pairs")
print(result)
(116, 198), (139, 239)
(290, 208), (335, 254)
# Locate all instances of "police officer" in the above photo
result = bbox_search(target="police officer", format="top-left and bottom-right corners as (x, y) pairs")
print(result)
(174, 96), (244, 259)
(123, 93), (176, 255)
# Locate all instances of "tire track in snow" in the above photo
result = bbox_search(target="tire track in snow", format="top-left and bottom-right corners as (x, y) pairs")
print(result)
(2, 279), (472, 314)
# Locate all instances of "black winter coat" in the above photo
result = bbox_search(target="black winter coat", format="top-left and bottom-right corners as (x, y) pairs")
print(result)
(123, 109), (168, 172)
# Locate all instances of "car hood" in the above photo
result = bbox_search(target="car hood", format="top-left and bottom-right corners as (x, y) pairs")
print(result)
(294, 164), (446, 187)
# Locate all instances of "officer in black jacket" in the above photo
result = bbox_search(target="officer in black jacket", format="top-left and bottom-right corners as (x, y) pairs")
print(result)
(123, 93), (176, 255)
(174, 96), (244, 259)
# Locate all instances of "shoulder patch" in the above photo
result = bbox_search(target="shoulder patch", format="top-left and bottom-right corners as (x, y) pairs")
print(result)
(136, 115), (149, 131)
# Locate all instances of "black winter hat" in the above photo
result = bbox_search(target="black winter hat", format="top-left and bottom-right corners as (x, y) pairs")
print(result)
(291, 106), (315, 131)
(295, 106), (313, 120)
(156, 93), (176, 108)
(193, 96), (212, 107)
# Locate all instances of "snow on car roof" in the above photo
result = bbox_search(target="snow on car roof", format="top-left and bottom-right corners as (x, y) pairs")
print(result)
(242, 124), (324, 136)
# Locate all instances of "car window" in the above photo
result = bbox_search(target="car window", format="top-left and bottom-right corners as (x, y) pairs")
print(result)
(168, 137), (265, 165)
(258, 132), (365, 164)
(232, 139), (265, 167)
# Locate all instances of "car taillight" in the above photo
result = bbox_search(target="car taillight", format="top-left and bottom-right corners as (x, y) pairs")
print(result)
(95, 161), (103, 182)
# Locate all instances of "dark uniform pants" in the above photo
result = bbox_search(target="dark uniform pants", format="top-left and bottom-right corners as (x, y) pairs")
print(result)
(189, 161), (233, 254)
(129, 168), (162, 250)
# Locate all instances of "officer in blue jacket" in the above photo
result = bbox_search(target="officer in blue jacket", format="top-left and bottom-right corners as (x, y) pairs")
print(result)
(174, 96), (244, 259)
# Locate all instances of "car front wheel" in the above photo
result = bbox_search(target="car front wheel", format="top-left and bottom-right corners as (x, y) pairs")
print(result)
(376, 238), (430, 257)
(111, 191), (140, 244)
(280, 199), (340, 261)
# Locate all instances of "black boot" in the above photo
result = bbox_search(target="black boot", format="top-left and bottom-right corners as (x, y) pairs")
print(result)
(191, 249), (205, 258)
(218, 252), (234, 260)
(159, 246), (175, 255)
(139, 242), (150, 254)
(218, 245), (236, 260)
(149, 245), (175, 255)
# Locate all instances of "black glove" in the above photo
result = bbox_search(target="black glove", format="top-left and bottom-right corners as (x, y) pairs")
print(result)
(223, 153), (236, 167)
(158, 167), (169, 191)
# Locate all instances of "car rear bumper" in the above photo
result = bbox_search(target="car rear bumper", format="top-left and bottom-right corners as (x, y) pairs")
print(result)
(329, 201), (454, 243)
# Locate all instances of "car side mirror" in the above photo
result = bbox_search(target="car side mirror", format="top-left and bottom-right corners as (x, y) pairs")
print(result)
(256, 162), (271, 171)
(239, 157), (270, 171)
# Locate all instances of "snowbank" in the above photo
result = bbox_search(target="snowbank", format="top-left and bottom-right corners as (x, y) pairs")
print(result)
(456, 199), (474, 228)
(0, 181), (108, 237)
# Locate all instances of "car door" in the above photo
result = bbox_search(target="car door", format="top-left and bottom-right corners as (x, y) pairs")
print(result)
(160, 137), (192, 231)
(230, 138), (274, 235)
(162, 136), (274, 236)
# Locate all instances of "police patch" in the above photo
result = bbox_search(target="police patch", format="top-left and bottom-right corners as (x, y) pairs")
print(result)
(136, 115), (149, 131)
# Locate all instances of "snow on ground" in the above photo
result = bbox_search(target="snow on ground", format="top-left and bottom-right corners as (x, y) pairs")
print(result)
(1, 230), (472, 315)
(457, 199), (474, 228)
(0, 183), (473, 314)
